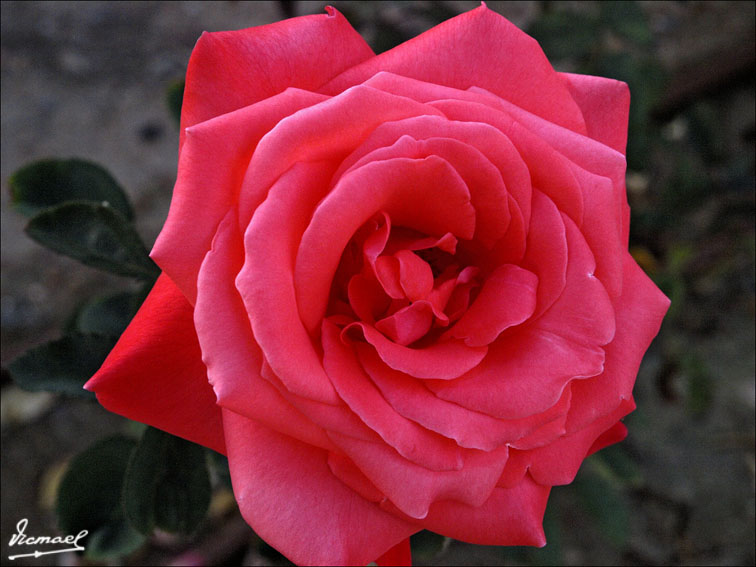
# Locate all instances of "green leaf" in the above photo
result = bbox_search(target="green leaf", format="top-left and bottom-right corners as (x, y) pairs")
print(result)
(573, 461), (630, 549)
(600, 0), (652, 45)
(8, 333), (118, 398)
(9, 158), (133, 220)
(57, 436), (146, 560)
(165, 80), (184, 126)
(70, 289), (148, 337)
(409, 530), (446, 561)
(123, 427), (211, 535)
(25, 201), (159, 281)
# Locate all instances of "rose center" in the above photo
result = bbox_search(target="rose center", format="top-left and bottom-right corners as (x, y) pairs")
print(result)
(327, 212), (480, 347)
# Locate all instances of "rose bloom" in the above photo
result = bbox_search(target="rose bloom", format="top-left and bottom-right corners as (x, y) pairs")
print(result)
(86, 5), (669, 566)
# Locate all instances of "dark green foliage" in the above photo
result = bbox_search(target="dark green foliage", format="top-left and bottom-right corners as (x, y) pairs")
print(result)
(166, 79), (185, 126)
(66, 289), (150, 337)
(25, 201), (159, 281)
(122, 427), (212, 535)
(57, 436), (146, 559)
(9, 158), (133, 220)
(8, 333), (118, 398)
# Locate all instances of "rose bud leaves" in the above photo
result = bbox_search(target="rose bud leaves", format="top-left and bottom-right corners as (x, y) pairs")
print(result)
(84, 5), (669, 566)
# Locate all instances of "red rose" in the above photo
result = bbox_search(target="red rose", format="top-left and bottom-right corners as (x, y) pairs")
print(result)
(86, 5), (669, 566)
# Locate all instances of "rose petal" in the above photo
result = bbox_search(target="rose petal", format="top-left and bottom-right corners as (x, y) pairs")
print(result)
(568, 161), (624, 298)
(223, 411), (417, 566)
(375, 301), (435, 346)
(427, 328), (604, 419)
(395, 249), (434, 301)
(322, 319), (464, 471)
(237, 161), (339, 404)
(505, 399), (636, 487)
(327, 451), (385, 503)
(152, 88), (329, 304)
(295, 156), (475, 333)
(359, 344), (571, 451)
(429, 98), (585, 227)
(466, 84), (631, 251)
(347, 322), (487, 380)
(376, 538), (412, 567)
(328, 430), (509, 520)
(333, 113), (532, 240)
(383, 473), (549, 547)
(520, 190), (568, 319)
(321, 6), (586, 134)
(559, 72), (631, 154)
(586, 421), (628, 457)
(179, 7), (373, 149)
(84, 274), (225, 454)
(534, 213), (615, 347)
(565, 255), (670, 432)
(237, 85), (445, 228)
(445, 264), (538, 347)
(341, 133), (511, 247)
(195, 209), (335, 451)
(348, 273), (390, 324)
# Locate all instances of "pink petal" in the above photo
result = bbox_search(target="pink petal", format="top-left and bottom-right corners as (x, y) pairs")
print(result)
(152, 88), (328, 304)
(333, 114), (532, 239)
(322, 320), (463, 471)
(236, 161), (340, 405)
(84, 274), (225, 455)
(565, 255), (670, 432)
(327, 451), (385, 503)
(359, 344), (571, 451)
(321, 6), (586, 134)
(520, 190), (568, 319)
(295, 155), (475, 334)
(390, 473), (549, 547)
(587, 422), (628, 457)
(179, 7), (373, 149)
(222, 411), (417, 566)
(466, 84), (631, 249)
(375, 301), (435, 346)
(559, 72), (631, 154)
(427, 328), (604, 419)
(429, 98), (585, 227)
(516, 399), (636, 487)
(194, 209), (335, 451)
(236, 85), (445, 228)
(339, 132), (511, 247)
(534, 213), (615, 347)
(395, 250), (434, 301)
(328, 430), (509, 520)
(348, 322), (487, 380)
(445, 264), (538, 347)
(348, 273), (390, 324)
(569, 161), (625, 298)
(259, 359), (379, 443)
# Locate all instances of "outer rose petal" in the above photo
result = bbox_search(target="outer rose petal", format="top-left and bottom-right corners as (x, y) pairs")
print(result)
(565, 254), (671, 432)
(376, 538), (412, 567)
(153, 88), (329, 304)
(559, 72), (631, 154)
(321, 6), (587, 134)
(222, 410), (418, 566)
(179, 8), (373, 149)
(84, 274), (225, 455)
(389, 474), (549, 547)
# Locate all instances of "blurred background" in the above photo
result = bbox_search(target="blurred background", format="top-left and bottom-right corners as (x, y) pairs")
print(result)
(1, 1), (754, 565)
